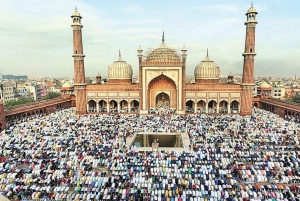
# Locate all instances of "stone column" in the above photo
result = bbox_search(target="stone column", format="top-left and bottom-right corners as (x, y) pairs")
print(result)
(128, 101), (131, 113)
(227, 103), (230, 113)
(96, 103), (99, 113)
(205, 102), (208, 113)
(216, 102), (219, 114)
(106, 102), (109, 113)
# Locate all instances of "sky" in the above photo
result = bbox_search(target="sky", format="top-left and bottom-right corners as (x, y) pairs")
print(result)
(0, 0), (299, 78)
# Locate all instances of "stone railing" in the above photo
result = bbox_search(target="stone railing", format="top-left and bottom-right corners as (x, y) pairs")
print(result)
(262, 98), (300, 109)
(141, 61), (183, 66)
(185, 83), (242, 89)
(87, 84), (140, 91)
(5, 97), (63, 110)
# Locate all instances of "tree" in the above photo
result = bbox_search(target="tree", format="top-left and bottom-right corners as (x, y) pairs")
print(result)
(42, 91), (61, 100)
(292, 93), (300, 103)
(4, 97), (34, 108)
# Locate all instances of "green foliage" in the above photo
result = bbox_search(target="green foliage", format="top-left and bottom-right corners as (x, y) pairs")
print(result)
(292, 93), (300, 103)
(4, 97), (34, 108)
(42, 91), (61, 100)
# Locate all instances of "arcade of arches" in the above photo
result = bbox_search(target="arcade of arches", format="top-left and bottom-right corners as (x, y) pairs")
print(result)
(261, 102), (300, 122)
(87, 99), (140, 113)
(1, 99), (72, 130)
(185, 99), (240, 113)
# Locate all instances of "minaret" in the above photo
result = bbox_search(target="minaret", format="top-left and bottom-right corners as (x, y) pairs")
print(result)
(0, 99), (6, 130)
(71, 8), (87, 115)
(137, 45), (143, 110)
(240, 4), (258, 116)
(181, 45), (187, 113)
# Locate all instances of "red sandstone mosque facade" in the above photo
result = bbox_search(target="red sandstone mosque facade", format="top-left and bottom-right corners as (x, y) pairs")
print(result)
(68, 5), (258, 116)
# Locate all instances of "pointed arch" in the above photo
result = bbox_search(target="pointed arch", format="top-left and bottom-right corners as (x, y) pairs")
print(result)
(219, 100), (228, 113)
(98, 100), (107, 112)
(185, 100), (195, 113)
(208, 100), (217, 113)
(120, 100), (129, 112)
(109, 100), (118, 112)
(130, 100), (139, 112)
(88, 100), (97, 112)
(148, 74), (177, 109)
(230, 100), (240, 113)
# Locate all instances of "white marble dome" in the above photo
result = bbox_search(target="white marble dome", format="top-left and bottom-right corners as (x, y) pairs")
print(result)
(62, 81), (72, 88)
(108, 53), (133, 79)
(259, 80), (270, 88)
(145, 42), (181, 63)
(194, 54), (220, 79)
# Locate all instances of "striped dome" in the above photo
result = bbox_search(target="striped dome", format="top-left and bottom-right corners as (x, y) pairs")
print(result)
(108, 52), (133, 79)
(194, 54), (220, 79)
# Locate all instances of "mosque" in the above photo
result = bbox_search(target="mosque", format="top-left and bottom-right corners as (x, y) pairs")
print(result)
(65, 4), (258, 116)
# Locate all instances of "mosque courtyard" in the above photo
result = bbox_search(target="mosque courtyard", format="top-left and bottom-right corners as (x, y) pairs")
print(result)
(0, 108), (300, 200)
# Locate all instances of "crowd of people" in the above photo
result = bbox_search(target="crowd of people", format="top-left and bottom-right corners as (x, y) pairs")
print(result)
(0, 107), (300, 200)
(149, 104), (176, 115)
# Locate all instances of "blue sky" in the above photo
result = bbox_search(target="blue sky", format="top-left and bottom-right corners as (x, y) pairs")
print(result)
(0, 0), (299, 78)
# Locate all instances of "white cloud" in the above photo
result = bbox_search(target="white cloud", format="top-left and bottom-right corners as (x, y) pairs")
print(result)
(195, 4), (240, 12)
(138, 35), (161, 39)
(0, 1), (298, 77)
(125, 6), (143, 13)
(116, 28), (161, 34)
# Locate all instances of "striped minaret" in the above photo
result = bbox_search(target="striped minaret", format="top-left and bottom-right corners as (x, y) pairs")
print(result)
(240, 4), (258, 116)
(71, 8), (87, 115)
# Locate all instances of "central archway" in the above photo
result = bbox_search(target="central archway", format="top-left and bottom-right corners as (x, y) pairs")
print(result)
(156, 92), (170, 106)
(148, 74), (177, 110)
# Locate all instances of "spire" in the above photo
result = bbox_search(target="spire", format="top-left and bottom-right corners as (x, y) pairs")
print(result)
(162, 30), (165, 43)
(75, 6), (77, 11)
(203, 48), (211, 61)
(251, 2), (253, 7)
(117, 49), (123, 61)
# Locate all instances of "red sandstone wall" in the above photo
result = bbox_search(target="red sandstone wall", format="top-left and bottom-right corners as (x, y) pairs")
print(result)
(195, 79), (219, 84)
(108, 79), (132, 84)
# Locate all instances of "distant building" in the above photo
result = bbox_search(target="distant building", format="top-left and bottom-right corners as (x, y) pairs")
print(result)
(16, 86), (31, 99)
(40, 86), (48, 99)
(2, 75), (28, 80)
(45, 80), (61, 93)
(271, 87), (285, 100)
(0, 81), (16, 104)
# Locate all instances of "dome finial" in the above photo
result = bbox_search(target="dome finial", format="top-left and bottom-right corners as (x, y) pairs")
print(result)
(206, 48), (209, 56)
(162, 30), (165, 43)
(75, 6), (77, 11)
(251, 2), (253, 7)
(117, 49), (123, 61)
